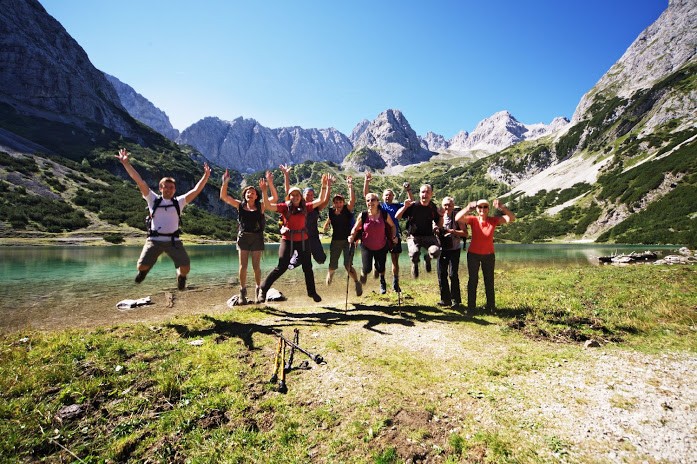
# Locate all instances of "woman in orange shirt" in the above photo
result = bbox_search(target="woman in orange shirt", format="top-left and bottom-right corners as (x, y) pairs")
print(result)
(456, 198), (515, 312)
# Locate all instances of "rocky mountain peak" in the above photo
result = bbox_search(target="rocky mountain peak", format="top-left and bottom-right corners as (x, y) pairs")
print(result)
(104, 73), (180, 141)
(0, 0), (145, 143)
(350, 109), (434, 169)
(572, 0), (696, 124)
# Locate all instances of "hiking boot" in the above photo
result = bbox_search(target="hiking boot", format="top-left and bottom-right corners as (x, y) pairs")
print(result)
(309, 293), (322, 303)
(134, 270), (148, 284)
(326, 272), (333, 286)
(359, 272), (367, 284)
(177, 275), (187, 291)
(437, 300), (451, 307)
(239, 287), (248, 304)
(255, 286), (261, 303)
(392, 277), (401, 293)
(425, 259), (432, 273)
(379, 276), (387, 295)
(257, 287), (267, 303)
(411, 263), (419, 278)
(355, 280), (363, 296)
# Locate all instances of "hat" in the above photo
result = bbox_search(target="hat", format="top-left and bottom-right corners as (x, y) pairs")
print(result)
(332, 194), (345, 202)
(302, 187), (315, 196)
(286, 187), (302, 200)
(476, 199), (490, 207)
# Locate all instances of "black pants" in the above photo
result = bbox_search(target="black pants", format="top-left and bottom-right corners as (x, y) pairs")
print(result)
(261, 239), (317, 296)
(438, 248), (461, 304)
(467, 252), (495, 310)
(290, 231), (326, 266)
(361, 244), (389, 275)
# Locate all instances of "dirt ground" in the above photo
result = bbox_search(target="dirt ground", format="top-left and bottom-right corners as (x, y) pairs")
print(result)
(8, 275), (697, 463)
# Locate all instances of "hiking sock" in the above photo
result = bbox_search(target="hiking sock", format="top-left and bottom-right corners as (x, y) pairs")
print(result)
(411, 263), (419, 278)
(355, 280), (363, 296)
(392, 276), (401, 293)
(177, 275), (187, 291)
(425, 259), (432, 273)
(240, 287), (247, 304)
(379, 276), (387, 294)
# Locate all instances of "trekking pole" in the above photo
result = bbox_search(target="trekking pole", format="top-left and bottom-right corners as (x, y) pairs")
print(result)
(273, 330), (324, 364)
(269, 336), (283, 384)
(277, 338), (288, 393)
(345, 243), (355, 313)
(284, 328), (299, 373)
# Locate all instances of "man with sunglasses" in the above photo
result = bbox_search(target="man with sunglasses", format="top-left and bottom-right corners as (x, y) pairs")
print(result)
(456, 198), (516, 312)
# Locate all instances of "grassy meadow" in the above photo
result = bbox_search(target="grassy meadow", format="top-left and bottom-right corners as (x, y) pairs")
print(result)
(1, 264), (695, 463)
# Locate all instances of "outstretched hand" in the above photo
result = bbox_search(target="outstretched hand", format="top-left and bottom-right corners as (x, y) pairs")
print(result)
(279, 164), (291, 176)
(116, 148), (130, 163)
(222, 169), (230, 182)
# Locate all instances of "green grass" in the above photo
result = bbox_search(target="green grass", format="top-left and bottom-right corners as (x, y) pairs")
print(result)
(0, 265), (695, 462)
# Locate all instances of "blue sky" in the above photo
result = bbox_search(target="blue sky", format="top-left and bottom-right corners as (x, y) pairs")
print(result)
(40, 0), (666, 139)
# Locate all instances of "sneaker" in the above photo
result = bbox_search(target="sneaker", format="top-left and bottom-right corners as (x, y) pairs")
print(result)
(359, 272), (367, 284)
(177, 275), (187, 291)
(392, 277), (401, 293)
(425, 259), (432, 273)
(134, 270), (148, 284)
(326, 272), (333, 286)
(239, 287), (248, 304)
(309, 293), (322, 303)
(379, 277), (387, 295)
(411, 263), (419, 279)
(437, 300), (451, 307)
(355, 280), (363, 297)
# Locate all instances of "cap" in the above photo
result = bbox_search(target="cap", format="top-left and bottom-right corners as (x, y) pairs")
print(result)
(286, 187), (302, 200)
(476, 199), (490, 207)
(332, 194), (345, 202)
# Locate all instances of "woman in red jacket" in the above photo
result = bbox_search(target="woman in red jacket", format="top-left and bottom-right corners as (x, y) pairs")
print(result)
(456, 198), (515, 312)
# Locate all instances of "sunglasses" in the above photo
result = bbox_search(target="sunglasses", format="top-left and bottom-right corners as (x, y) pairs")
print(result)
(477, 205), (489, 209)
(367, 198), (378, 202)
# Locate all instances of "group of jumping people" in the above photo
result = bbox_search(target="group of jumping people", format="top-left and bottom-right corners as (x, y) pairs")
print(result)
(117, 149), (516, 312)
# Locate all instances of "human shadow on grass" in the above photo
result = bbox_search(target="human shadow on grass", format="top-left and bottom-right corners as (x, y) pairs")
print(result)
(166, 316), (279, 351)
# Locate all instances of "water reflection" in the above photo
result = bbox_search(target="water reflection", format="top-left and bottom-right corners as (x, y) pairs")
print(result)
(0, 243), (677, 332)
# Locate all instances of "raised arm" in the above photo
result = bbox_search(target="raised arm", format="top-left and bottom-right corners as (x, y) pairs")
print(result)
(395, 198), (414, 219)
(311, 173), (332, 209)
(259, 177), (278, 212)
(346, 176), (356, 212)
(404, 182), (414, 202)
(266, 170), (280, 203)
(115, 148), (149, 197)
(494, 199), (516, 224)
(220, 169), (241, 209)
(279, 164), (292, 196)
(183, 162), (211, 204)
(363, 171), (372, 198)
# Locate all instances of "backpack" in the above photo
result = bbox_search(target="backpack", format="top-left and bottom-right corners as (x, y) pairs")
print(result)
(145, 196), (182, 244)
(360, 209), (395, 251)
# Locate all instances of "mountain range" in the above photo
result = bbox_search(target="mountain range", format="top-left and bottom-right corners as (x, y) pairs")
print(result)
(0, 0), (695, 245)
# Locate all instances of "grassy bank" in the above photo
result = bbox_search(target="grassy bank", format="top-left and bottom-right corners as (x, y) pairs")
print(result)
(1, 264), (695, 463)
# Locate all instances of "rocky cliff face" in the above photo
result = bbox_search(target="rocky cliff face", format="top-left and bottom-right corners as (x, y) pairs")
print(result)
(419, 132), (450, 151)
(104, 74), (180, 141)
(349, 109), (434, 170)
(0, 0), (145, 143)
(448, 111), (569, 154)
(177, 117), (351, 173)
(572, 0), (696, 129)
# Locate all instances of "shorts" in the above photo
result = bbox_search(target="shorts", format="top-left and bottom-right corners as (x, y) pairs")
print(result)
(236, 232), (265, 251)
(406, 235), (440, 261)
(390, 237), (403, 254)
(137, 239), (190, 268)
(328, 239), (353, 270)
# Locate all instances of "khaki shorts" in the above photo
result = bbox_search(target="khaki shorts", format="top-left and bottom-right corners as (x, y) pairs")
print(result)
(406, 235), (441, 261)
(137, 239), (190, 268)
(236, 232), (265, 251)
